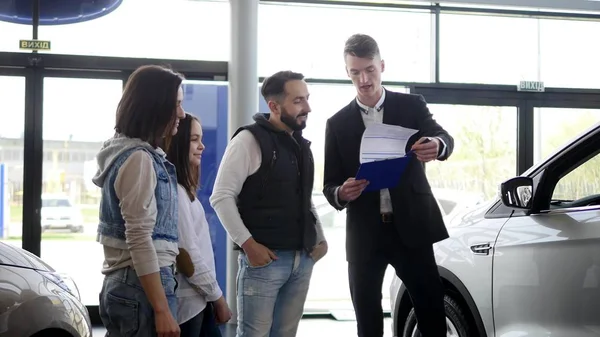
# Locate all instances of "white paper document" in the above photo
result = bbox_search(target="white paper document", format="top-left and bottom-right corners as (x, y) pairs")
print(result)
(359, 124), (419, 163)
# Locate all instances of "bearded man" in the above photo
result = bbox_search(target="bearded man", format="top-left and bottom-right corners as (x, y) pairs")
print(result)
(210, 70), (328, 337)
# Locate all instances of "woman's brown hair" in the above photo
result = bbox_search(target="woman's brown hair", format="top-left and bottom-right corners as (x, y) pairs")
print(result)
(115, 65), (185, 148)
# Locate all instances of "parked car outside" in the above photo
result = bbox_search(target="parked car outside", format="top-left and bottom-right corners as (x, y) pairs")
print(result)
(390, 122), (600, 337)
(41, 194), (84, 233)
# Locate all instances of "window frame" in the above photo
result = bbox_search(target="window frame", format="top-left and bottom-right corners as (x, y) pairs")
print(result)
(535, 132), (600, 214)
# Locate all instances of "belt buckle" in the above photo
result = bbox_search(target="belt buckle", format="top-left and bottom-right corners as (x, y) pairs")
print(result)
(381, 213), (393, 223)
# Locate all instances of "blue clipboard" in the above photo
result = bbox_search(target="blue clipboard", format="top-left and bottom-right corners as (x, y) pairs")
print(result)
(356, 153), (413, 192)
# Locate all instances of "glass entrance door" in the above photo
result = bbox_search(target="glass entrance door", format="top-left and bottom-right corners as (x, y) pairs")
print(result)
(0, 74), (26, 248)
(39, 73), (124, 306)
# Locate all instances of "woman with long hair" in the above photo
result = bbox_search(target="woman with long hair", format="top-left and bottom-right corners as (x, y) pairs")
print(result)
(93, 65), (185, 337)
(166, 113), (232, 336)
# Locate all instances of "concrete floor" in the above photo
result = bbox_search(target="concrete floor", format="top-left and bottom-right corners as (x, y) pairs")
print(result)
(92, 317), (394, 336)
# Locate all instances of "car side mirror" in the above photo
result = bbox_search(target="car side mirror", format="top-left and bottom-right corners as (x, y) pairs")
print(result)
(499, 177), (533, 209)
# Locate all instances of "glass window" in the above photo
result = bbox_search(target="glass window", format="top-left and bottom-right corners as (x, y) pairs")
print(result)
(258, 3), (432, 82)
(552, 152), (600, 203)
(303, 83), (407, 313)
(0, 22), (31, 53)
(539, 18), (600, 89)
(439, 14), (539, 85)
(41, 77), (123, 306)
(533, 108), (600, 164)
(0, 76), (25, 248)
(426, 104), (517, 208)
(1, 0), (229, 60)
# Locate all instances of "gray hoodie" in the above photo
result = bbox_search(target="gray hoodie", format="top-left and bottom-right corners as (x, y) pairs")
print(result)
(92, 135), (155, 188)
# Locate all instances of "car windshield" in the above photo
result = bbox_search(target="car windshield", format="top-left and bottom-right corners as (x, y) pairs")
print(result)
(42, 198), (71, 207)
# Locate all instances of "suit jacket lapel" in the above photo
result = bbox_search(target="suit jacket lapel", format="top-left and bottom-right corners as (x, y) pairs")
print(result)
(343, 100), (365, 170)
(382, 89), (399, 126)
(349, 99), (365, 138)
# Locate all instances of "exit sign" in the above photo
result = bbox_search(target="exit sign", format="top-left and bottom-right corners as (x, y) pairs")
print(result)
(518, 81), (545, 92)
(19, 39), (51, 51)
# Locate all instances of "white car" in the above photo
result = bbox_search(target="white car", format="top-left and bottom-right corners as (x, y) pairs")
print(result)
(389, 123), (600, 337)
(41, 194), (84, 233)
(0, 241), (91, 336)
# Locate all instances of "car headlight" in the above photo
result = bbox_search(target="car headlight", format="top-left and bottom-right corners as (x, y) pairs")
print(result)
(38, 271), (81, 301)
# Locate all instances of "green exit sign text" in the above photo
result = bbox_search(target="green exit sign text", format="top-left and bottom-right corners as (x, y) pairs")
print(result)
(19, 39), (51, 51)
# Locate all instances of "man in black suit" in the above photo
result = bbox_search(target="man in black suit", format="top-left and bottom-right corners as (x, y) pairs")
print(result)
(323, 34), (454, 337)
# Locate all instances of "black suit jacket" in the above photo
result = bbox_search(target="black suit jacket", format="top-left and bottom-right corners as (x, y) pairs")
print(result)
(323, 89), (454, 262)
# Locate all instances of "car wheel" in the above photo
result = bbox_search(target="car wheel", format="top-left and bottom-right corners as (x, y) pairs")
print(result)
(402, 295), (470, 337)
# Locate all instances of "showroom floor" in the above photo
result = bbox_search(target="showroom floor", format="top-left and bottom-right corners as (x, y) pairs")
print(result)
(92, 317), (394, 336)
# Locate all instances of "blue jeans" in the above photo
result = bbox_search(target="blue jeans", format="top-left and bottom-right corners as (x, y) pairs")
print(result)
(200, 304), (223, 337)
(180, 309), (205, 337)
(236, 250), (315, 337)
(99, 265), (178, 337)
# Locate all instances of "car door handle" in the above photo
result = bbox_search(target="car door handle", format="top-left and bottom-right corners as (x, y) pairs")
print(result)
(470, 242), (493, 256)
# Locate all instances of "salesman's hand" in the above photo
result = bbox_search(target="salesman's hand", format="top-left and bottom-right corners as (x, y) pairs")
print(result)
(411, 137), (440, 163)
(338, 178), (369, 202)
(241, 238), (278, 267)
(310, 241), (328, 262)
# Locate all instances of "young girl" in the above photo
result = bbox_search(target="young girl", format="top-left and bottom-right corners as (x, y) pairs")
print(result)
(167, 113), (232, 337)
(93, 65), (185, 336)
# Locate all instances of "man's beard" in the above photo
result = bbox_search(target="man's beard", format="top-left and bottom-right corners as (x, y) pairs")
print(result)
(281, 107), (307, 131)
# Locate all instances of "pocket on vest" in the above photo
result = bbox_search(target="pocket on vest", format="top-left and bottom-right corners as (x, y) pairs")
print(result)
(156, 171), (171, 200)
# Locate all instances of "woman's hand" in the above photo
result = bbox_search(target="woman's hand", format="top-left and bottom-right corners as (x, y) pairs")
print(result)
(154, 309), (180, 337)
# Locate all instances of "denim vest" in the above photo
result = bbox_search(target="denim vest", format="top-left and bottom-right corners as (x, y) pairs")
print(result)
(97, 147), (178, 243)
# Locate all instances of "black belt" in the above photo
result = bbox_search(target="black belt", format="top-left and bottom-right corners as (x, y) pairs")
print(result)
(381, 213), (394, 223)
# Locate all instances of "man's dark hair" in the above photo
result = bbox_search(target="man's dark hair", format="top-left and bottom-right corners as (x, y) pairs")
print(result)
(260, 70), (305, 103)
(166, 113), (200, 202)
(115, 64), (185, 148)
(344, 34), (380, 59)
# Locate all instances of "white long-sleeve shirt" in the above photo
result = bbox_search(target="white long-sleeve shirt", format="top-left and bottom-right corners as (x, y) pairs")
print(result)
(209, 129), (326, 248)
(175, 185), (222, 324)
